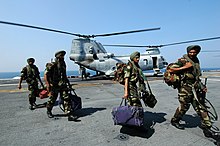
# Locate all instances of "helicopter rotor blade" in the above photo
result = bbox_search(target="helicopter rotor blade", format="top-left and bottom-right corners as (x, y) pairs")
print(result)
(0, 20), (160, 39)
(104, 36), (220, 48)
(160, 36), (220, 47)
(92, 27), (160, 38)
(201, 50), (220, 52)
(0, 20), (83, 37)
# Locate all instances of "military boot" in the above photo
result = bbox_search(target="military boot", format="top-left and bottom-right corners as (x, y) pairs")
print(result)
(47, 110), (53, 118)
(68, 114), (78, 121)
(29, 105), (35, 110)
(203, 128), (220, 141)
(46, 107), (53, 118)
(171, 118), (185, 130)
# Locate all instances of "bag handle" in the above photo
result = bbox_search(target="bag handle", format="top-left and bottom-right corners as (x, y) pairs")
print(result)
(120, 98), (127, 106)
(145, 77), (152, 94)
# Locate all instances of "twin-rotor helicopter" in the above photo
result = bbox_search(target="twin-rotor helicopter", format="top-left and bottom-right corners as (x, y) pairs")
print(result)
(1, 21), (220, 77)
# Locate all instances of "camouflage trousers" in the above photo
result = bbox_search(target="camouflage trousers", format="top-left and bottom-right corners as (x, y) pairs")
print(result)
(28, 83), (39, 106)
(127, 84), (142, 107)
(172, 84), (212, 128)
(47, 85), (72, 114)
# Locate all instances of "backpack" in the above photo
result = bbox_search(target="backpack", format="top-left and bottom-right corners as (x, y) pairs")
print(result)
(114, 63), (128, 85)
(163, 63), (181, 89)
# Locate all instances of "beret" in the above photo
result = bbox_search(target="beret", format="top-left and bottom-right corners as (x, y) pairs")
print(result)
(55, 50), (66, 57)
(27, 58), (35, 63)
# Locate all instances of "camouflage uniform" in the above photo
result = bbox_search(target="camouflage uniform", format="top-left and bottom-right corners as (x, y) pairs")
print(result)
(124, 52), (146, 107)
(171, 46), (212, 129)
(18, 58), (43, 109)
(45, 50), (77, 121)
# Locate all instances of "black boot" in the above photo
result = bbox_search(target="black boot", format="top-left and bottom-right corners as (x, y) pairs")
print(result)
(29, 105), (35, 110)
(68, 114), (78, 121)
(46, 107), (53, 118)
(47, 110), (53, 118)
(171, 119), (185, 130)
(203, 128), (220, 140)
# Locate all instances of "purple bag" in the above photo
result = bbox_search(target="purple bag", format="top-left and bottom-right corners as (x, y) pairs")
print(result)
(111, 99), (144, 127)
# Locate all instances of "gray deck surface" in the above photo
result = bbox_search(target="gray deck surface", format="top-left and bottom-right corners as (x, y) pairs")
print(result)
(0, 72), (220, 146)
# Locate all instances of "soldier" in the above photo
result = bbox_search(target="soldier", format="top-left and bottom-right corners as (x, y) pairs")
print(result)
(18, 58), (44, 110)
(123, 51), (146, 107)
(169, 45), (220, 140)
(80, 66), (87, 80)
(44, 50), (77, 121)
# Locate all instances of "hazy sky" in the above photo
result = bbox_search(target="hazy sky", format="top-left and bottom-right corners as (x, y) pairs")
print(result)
(0, 0), (220, 72)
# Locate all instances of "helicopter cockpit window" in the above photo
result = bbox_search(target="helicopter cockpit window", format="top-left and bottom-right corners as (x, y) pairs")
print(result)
(89, 46), (94, 54)
(97, 42), (107, 53)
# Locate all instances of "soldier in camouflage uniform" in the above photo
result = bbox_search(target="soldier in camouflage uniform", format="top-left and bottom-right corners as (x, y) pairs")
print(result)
(169, 45), (220, 140)
(18, 58), (44, 110)
(44, 50), (77, 121)
(124, 51), (146, 107)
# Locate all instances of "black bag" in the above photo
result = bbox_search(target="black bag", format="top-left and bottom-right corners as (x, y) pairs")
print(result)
(69, 88), (82, 112)
(141, 91), (157, 108)
(141, 78), (157, 108)
(59, 88), (82, 112)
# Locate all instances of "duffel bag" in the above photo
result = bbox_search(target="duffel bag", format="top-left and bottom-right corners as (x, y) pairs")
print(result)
(111, 98), (144, 127)
(38, 89), (49, 99)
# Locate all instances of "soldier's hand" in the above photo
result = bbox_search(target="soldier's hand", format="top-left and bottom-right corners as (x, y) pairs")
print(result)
(123, 93), (128, 99)
(46, 83), (50, 91)
(184, 62), (193, 68)
(203, 87), (207, 93)
(18, 84), (22, 89)
(168, 68), (175, 73)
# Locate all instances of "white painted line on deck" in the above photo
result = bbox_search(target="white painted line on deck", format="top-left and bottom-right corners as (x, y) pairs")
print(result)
(0, 83), (26, 87)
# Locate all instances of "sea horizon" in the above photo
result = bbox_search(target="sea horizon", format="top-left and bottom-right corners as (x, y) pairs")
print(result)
(0, 67), (220, 80)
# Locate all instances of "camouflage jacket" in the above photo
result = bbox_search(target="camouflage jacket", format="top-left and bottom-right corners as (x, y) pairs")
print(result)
(44, 61), (68, 86)
(20, 65), (40, 84)
(124, 61), (146, 91)
(175, 54), (201, 84)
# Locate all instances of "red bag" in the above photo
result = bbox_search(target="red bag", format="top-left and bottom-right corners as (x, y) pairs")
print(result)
(39, 89), (49, 99)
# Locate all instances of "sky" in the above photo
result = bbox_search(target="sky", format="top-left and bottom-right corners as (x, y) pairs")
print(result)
(0, 0), (220, 72)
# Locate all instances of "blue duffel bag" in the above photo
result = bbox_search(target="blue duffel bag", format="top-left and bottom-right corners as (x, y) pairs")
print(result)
(111, 98), (144, 127)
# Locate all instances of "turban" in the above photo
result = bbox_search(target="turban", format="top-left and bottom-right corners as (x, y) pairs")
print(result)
(130, 51), (140, 60)
(187, 45), (201, 53)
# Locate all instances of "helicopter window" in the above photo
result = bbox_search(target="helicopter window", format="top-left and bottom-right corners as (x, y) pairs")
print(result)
(96, 42), (107, 53)
(89, 49), (93, 54)
(93, 54), (98, 60)
(143, 59), (148, 65)
(89, 46), (94, 54)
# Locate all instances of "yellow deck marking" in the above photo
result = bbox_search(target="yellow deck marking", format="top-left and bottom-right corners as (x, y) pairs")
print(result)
(0, 89), (28, 93)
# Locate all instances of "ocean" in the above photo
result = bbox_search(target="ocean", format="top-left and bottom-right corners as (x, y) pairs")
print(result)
(0, 68), (219, 79)
(0, 70), (96, 80)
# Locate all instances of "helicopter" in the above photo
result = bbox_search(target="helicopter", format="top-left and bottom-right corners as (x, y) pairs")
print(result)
(69, 38), (168, 76)
(1, 21), (220, 77)
(0, 20), (166, 76)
